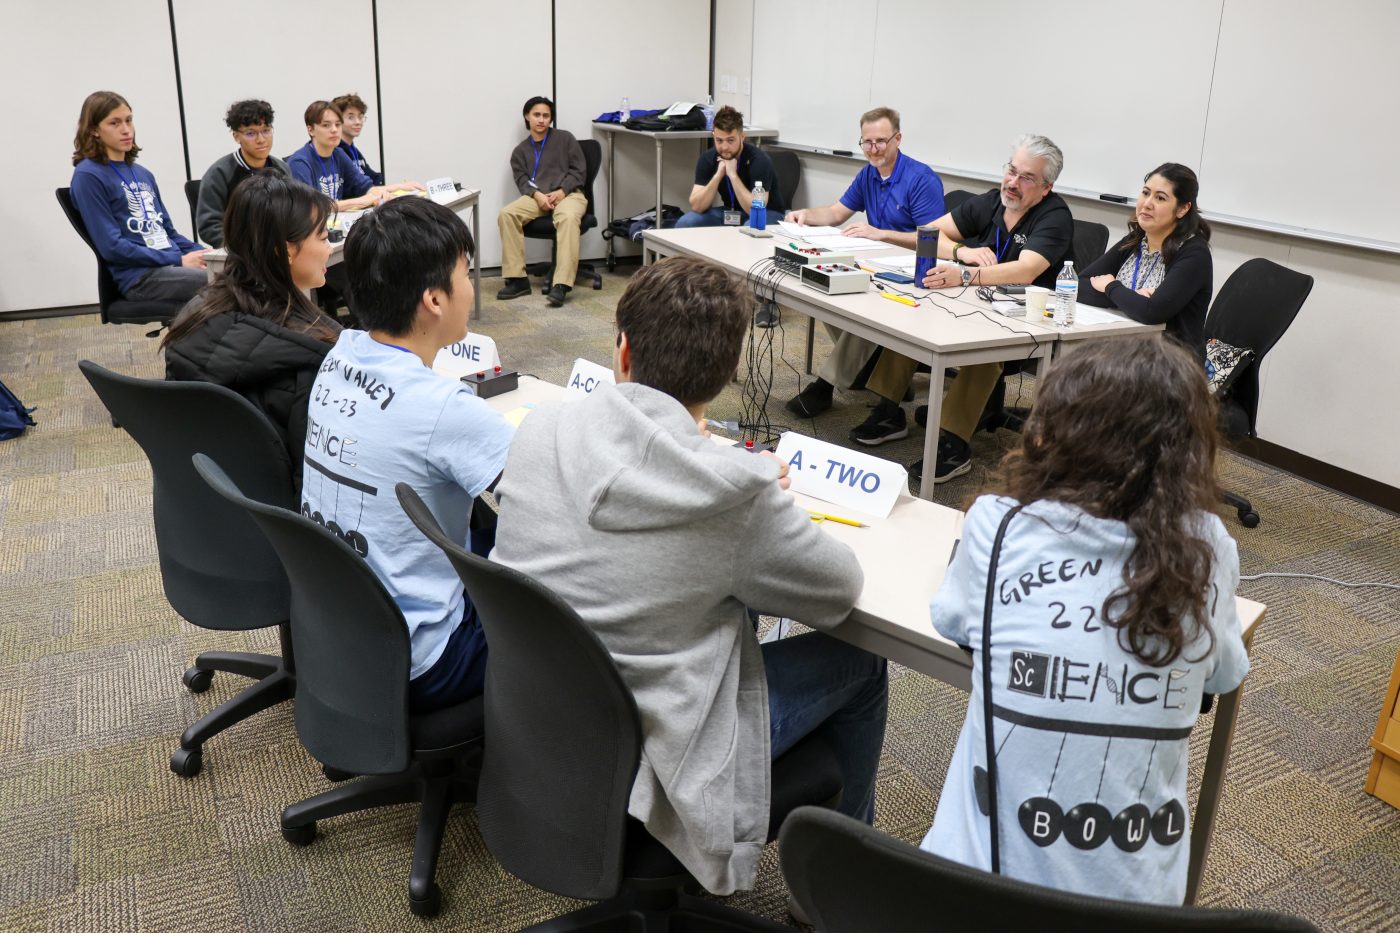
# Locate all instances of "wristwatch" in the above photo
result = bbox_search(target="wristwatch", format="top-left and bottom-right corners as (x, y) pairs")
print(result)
(961, 267), (973, 287)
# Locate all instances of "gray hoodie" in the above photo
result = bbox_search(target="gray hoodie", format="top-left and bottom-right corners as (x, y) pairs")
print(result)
(492, 381), (863, 894)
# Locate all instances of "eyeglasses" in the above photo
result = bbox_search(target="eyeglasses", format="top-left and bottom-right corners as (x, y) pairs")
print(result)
(238, 128), (273, 141)
(859, 136), (896, 152)
(1003, 163), (1042, 186)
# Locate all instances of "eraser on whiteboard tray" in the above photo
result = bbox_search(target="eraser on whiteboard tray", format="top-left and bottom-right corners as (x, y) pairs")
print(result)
(460, 367), (519, 398)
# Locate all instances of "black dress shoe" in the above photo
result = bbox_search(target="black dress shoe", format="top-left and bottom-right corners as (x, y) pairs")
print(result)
(546, 283), (571, 307)
(496, 277), (531, 300)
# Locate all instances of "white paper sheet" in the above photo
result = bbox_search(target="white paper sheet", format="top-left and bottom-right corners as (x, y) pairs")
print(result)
(775, 220), (843, 238)
(1068, 305), (1135, 326)
(803, 234), (887, 251)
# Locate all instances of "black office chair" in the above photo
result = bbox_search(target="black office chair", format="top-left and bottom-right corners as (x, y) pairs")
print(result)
(397, 482), (843, 932)
(56, 188), (187, 330)
(524, 138), (605, 292)
(1205, 258), (1313, 528)
(943, 188), (977, 214)
(780, 807), (1319, 933)
(183, 178), (201, 236)
(769, 148), (802, 215)
(77, 362), (295, 778)
(196, 457), (482, 917)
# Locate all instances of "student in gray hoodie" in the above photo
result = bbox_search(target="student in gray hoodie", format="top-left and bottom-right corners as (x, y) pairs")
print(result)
(492, 257), (888, 895)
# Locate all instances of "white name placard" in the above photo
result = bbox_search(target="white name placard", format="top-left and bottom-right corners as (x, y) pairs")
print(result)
(426, 177), (457, 203)
(563, 358), (615, 401)
(774, 431), (906, 519)
(432, 332), (500, 377)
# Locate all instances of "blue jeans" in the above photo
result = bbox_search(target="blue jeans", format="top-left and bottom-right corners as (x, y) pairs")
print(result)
(764, 631), (888, 823)
(675, 206), (735, 229)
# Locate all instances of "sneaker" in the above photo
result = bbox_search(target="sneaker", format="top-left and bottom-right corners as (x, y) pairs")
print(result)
(546, 283), (571, 307)
(849, 400), (908, 446)
(754, 302), (779, 328)
(496, 277), (531, 300)
(910, 432), (972, 485)
(785, 379), (834, 418)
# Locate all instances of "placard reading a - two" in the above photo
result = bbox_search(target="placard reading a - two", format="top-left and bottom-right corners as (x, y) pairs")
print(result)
(775, 432), (906, 519)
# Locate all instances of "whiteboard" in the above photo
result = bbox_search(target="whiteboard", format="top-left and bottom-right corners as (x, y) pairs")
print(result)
(750, 0), (1393, 247)
(750, 0), (878, 155)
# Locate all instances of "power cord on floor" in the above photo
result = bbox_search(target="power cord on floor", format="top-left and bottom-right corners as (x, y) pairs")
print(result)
(1240, 572), (1400, 592)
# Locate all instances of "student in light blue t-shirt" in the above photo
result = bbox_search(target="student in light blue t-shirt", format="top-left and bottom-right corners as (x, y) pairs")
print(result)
(300, 196), (513, 712)
(921, 336), (1249, 906)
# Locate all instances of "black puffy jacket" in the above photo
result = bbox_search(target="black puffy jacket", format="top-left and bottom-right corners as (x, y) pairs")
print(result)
(165, 310), (339, 494)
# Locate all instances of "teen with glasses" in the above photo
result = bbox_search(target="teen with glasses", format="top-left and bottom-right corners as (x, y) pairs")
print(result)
(195, 99), (292, 248)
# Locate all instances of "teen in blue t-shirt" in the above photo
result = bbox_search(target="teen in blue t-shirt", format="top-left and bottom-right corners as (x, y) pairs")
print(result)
(301, 197), (513, 711)
(69, 91), (208, 301)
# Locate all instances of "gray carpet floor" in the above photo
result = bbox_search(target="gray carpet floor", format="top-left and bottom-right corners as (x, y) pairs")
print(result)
(1, 266), (1398, 931)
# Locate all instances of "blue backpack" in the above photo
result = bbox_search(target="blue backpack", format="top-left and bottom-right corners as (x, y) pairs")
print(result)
(0, 378), (36, 440)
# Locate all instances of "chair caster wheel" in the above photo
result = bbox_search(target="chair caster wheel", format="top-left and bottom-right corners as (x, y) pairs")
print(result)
(182, 667), (214, 693)
(170, 746), (203, 777)
(409, 882), (441, 917)
(282, 822), (317, 846)
(592, 280), (603, 290)
(1238, 510), (1260, 528)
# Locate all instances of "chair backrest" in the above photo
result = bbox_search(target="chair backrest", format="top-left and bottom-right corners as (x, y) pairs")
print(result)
(579, 138), (603, 225)
(184, 178), (201, 234)
(77, 361), (293, 631)
(196, 455), (413, 775)
(56, 187), (122, 321)
(1072, 218), (1111, 269)
(1204, 258), (1314, 435)
(780, 807), (1319, 933)
(396, 482), (640, 901)
(943, 188), (977, 214)
(770, 148), (802, 214)
(56, 187), (185, 327)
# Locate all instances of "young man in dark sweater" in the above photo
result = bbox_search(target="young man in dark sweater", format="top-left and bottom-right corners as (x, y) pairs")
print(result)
(496, 96), (587, 307)
(195, 99), (291, 247)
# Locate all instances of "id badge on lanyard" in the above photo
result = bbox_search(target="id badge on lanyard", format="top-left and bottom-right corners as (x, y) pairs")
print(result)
(528, 131), (548, 189)
(111, 163), (170, 249)
(722, 177), (741, 224)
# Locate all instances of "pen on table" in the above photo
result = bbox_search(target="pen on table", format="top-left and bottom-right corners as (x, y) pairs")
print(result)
(879, 290), (917, 308)
(808, 510), (866, 527)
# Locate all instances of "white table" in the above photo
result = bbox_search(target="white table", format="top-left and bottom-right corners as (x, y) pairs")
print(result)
(641, 227), (1058, 500)
(204, 187), (483, 317)
(474, 374), (1258, 903)
(591, 123), (779, 268)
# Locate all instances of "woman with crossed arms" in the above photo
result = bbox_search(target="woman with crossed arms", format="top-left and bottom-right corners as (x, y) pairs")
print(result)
(1077, 162), (1213, 354)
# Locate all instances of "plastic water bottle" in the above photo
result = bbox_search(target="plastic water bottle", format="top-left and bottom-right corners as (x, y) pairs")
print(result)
(702, 95), (716, 130)
(750, 180), (768, 230)
(1053, 260), (1078, 327)
(620, 97), (630, 123)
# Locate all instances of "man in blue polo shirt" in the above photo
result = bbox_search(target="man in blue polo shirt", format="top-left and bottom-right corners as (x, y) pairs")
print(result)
(783, 107), (945, 443)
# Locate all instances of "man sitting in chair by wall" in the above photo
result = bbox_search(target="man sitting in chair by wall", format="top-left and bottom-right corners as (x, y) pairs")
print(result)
(496, 95), (587, 308)
(491, 257), (889, 896)
(676, 105), (784, 228)
(300, 197), (513, 714)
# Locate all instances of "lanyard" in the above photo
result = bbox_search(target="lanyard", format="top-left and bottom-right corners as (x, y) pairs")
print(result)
(993, 227), (1013, 263)
(724, 175), (738, 209)
(530, 131), (549, 183)
(348, 142), (362, 165)
(1131, 240), (1161, 290)
(107, 162), (148, 220)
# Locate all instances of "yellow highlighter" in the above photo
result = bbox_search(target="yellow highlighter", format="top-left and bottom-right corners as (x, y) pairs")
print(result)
(879, 290), (918, 308)
(808, 510), (867, 528)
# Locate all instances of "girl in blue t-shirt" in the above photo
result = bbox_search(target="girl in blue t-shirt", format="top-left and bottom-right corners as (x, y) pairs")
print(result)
(923, 335), (1249, 904)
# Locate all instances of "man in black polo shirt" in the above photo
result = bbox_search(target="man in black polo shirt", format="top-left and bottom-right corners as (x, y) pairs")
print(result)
(864, 134), (1072, 485)
(676, 105), (783, 229)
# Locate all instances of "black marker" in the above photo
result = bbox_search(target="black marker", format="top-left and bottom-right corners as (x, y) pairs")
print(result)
(832, 149), (854, 156)
(1099, 193), (1130, 204)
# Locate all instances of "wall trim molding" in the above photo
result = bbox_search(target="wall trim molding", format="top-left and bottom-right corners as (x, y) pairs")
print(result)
(1232, 437), (1399, 517)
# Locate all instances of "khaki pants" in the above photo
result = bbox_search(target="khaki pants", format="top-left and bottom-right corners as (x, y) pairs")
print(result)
(498, 190), (588, 284)
(831, 333), (1003, 444)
